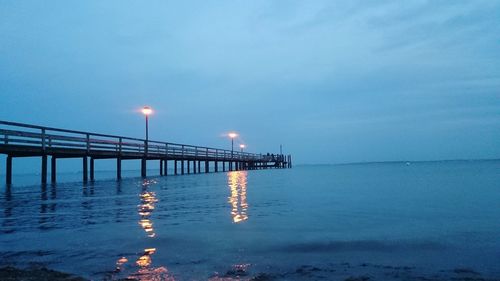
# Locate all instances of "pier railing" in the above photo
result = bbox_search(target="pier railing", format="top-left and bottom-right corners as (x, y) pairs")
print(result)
(0, 120), (262, 161)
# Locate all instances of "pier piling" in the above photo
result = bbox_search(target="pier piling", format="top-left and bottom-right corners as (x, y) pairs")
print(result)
(90, 158), (95, 181)
(6, 155), (12, 185)
(117, 158), (122, 180)
(41, 155), (47, 184)
(83, 156), (88, 182)
(141, 158), (147, 177)
(51, 156), (56, 183)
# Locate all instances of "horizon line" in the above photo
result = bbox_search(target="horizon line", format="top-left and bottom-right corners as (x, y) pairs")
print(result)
(294, 158), (500, 166)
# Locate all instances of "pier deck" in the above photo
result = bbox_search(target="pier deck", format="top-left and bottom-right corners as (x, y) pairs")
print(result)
(0, 121), (292, 184)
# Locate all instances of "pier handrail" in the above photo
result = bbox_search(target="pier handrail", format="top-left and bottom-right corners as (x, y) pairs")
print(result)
(0, 120), (264, 161)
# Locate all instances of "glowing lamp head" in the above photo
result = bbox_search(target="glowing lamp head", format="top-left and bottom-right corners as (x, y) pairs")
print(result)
(239, 144), (246, 149)
(228, 132), (238, 139)
(142, 106), (153, 116)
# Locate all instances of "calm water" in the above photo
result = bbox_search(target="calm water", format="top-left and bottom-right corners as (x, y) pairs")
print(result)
(1, 161), (500, 280)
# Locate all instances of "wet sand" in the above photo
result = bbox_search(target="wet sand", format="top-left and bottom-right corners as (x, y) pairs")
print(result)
(2, 263), (499, 281)
(0, 266), (85, 281)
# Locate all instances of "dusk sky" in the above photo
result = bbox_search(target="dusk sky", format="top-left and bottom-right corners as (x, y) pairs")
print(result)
(1, 0), (499, 167)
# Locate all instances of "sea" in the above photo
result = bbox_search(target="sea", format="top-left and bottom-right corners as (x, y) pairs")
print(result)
(1, 160), (499, 281)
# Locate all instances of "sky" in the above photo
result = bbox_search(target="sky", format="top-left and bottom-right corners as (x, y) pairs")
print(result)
(1, 0), (499, 169)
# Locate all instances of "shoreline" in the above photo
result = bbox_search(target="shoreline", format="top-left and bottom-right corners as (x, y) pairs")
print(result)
(1, 262), (499, 281)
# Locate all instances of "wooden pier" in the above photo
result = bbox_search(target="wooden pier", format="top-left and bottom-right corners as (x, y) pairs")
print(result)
(0, 121), (292, 184)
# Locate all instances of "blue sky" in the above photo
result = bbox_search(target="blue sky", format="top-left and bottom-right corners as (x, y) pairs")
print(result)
(1, 0), (499, 167)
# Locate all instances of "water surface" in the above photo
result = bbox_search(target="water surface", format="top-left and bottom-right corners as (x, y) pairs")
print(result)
(1, 161), (500, 280)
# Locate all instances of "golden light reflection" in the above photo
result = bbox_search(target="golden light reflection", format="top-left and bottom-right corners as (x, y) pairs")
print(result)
(228, 171), (249, 223)
(138, 190), (158, 237)
(132, 267), (173, 281)
(132, 248), (175, 280)
(136, 248), (156, 267)
(115, 257), (128, 271)
(113, 179), (175, 280)
(208, 264), (252, 281)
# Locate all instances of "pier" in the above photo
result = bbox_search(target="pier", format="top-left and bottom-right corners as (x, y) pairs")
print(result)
(0, 120), (292, 185)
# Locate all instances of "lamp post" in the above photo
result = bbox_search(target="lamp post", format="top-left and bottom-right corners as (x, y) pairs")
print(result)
(141, 106), (153, 178)
(228, 132), (238, 158)
(240, 144), (245, 153)
(142, 106), (153, 143)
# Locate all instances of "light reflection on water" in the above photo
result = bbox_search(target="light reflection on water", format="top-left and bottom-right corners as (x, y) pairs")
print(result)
(138, 181), (158, 237)
(227, 171), (248, 223)
(113, 172), (251, 280)
(134, 179), (172, 280)
(112, 179), (174, 280)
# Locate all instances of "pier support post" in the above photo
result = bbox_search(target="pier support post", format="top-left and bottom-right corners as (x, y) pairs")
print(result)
(229, 161), (233, 171)
(193, 160), (196, 174)
(83, 156), (88, 182)
(163, 159), (168, 176)
(181, 160), (185, 175)
(174, 160), (178, 175)
(6, 155), (12, 185)
(187, 160), (190, 174)
(51, 156), (57, 183)
(141, 158), (147, 178)
(223, 161), (226, 172)
(215, 161), (218, 172)
(160, 160), (164, 176)
(198, 161), (201, 173)
(205, 160), (209, 173)
(117, 158), (122, 180)
(41, 155), (48, 184)
(90, 157), (95, 181)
